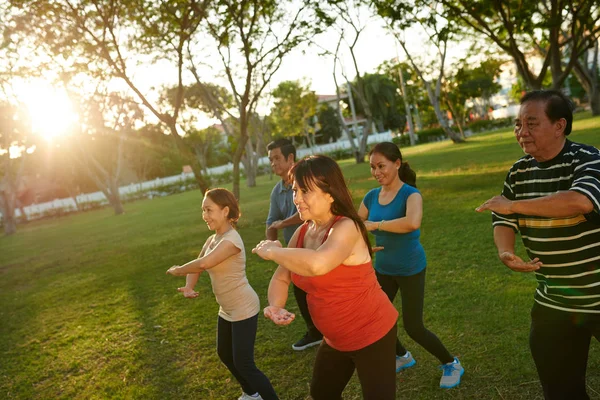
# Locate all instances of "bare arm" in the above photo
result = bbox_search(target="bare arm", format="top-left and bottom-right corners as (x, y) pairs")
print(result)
(167, 239), (241, 275)
(268, 212), (303, 231)
(477, 191), (594, 218)
(367, 193), (422, 233)
(493, 225), (541, 272)
(265, 226), (278, 240)
(268, 266), (292, 308)
(254, 218), (365, 276)
(357, 201), (369, 220)
(183, 240), (211, 289)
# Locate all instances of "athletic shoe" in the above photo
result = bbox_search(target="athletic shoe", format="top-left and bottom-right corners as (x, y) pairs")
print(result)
(396, 351), (416, 372)
(439, 357), (464, 389)
(292, 333), (322, 351)
(238, 393), (263, 400)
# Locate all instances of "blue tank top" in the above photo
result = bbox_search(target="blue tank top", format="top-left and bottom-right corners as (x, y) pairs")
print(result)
(363, 185), (426, 276)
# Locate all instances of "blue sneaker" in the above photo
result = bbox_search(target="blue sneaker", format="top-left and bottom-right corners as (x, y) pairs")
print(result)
(439, 357), (464, 388)
(396, 351), (416, 372)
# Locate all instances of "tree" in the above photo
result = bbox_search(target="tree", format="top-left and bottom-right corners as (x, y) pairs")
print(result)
(445, 56), (503, 133)
(270, 80), (319, 147)
(0, 102), (31, 235)
(374, 0), (465, 142)
(437, 0), (600, 94)
(571, 39), (600, 114)
(350, 73), (406, 133)
(319, 0), (378, 162)
(68, 92), (145, 215)
(316, 104), (343, 143)
(197, 0), (324, 198)
(9, 0), (212, 190)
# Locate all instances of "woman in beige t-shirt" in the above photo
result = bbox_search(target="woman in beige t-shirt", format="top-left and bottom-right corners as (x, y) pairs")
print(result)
(167, 188), (278, 400)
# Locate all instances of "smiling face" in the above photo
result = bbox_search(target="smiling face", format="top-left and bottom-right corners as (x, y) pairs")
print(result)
(268, 147), (295, 180)
(292, 180), (334, 222)
(514, 100), (566, 161)
(201, 196), (229, 232)
(369, 152), (400, 186)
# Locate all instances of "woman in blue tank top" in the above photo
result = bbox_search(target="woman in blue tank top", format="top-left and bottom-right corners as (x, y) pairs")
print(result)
(358, 142), (464, 390)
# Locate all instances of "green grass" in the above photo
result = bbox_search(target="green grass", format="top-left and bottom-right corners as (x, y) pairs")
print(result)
(2, 119), (600, 400)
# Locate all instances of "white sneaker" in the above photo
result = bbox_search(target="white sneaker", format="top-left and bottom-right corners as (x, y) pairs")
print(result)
(396, 351), (416, 372)
(238, 393), (263, 400)
(439, 357), (464, 389)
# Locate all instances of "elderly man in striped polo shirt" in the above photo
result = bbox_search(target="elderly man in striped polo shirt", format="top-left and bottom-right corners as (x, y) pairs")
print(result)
(477, 90), (600, 400)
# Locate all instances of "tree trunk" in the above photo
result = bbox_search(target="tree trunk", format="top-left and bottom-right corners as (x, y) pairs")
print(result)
(591, 91), (600, 116)
(571, 42), (600, 116)
(413, 104), (423, 131)
(105, 180), (125, 215)
(398, 66), (416, 145)
(243, 139), (257, 188)
(0, 190), (17, 235)
(425, 82), (464, 143)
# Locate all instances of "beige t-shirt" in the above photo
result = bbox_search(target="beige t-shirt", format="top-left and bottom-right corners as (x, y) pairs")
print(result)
(204, 229), (260, 322)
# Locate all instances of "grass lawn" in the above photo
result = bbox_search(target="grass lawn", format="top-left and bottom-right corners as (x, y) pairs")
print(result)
(2, 117), (600, 400)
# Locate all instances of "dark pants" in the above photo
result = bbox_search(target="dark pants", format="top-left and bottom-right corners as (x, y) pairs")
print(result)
(376, 269), (454, 364)
(293, 283), (322, 339)
(217, 314), (278, 400)
(310, 325), (397, 400)
(530, 303), (600, 400)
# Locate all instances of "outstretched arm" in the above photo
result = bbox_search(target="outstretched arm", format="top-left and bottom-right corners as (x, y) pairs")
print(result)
(268, 212), (303, 231)
(167, 238), (241, 276)
(477, 191), (593, 218)
(253, 218), (363, 276)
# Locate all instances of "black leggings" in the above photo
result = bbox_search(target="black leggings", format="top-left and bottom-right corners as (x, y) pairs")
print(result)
(293, 283), (322, 339)
(530, 303), (600, 400)
(376, 269), (454, 364)
(217, 314), (278, 400)
(310, 324), (397, 400)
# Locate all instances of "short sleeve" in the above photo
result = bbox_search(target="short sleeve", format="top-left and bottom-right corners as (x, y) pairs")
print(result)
(363, 189), (374, 211)
(266, 185), (282, 226)
(492, 170), (519, 232)
(571, 153), (600, 215)
(222, 230), (244, 252)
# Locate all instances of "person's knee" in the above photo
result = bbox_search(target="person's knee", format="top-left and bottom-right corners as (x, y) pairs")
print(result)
(232, 353), (256, 375)
(217, 346), (233, 365)
(404, 324), (427, 341)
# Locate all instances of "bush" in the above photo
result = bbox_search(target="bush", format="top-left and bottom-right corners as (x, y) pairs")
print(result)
(325, 147), (356, 161)
(416, 127), (449, 143)
(467, 117), (514, 133)
(392, 134), (412, 147)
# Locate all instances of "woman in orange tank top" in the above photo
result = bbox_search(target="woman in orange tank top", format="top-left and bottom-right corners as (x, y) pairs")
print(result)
(253, 155), (398, 400)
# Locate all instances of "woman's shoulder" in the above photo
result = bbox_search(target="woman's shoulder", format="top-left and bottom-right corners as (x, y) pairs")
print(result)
(221, 229), (245, 249)
(401, 184), (421, 197)
(363, 187), (381, 203)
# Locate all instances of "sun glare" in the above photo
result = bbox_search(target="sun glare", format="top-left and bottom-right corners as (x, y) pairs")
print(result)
(20, 83), (79, 140)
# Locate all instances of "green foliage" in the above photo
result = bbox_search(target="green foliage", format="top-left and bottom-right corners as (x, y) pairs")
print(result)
(269, 80), (318, 141)
(467, 118), (514, 133)
(316, 104), (342, 143)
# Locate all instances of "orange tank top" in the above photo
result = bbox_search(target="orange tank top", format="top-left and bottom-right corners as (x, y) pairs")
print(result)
(291, 216), (398, 351)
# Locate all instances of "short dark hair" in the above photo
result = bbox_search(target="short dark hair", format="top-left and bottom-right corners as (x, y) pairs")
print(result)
(520, 90), (574, 136)
(267, 138), (296, 161)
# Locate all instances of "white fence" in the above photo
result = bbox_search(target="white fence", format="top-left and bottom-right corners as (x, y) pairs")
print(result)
(12, 130), (395, 221)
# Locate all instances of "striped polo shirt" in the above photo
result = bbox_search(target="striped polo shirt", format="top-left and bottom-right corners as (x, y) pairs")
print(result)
(492, 140), (600, 314)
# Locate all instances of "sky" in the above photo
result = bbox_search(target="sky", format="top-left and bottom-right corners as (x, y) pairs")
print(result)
(9, 5), (487, 139)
